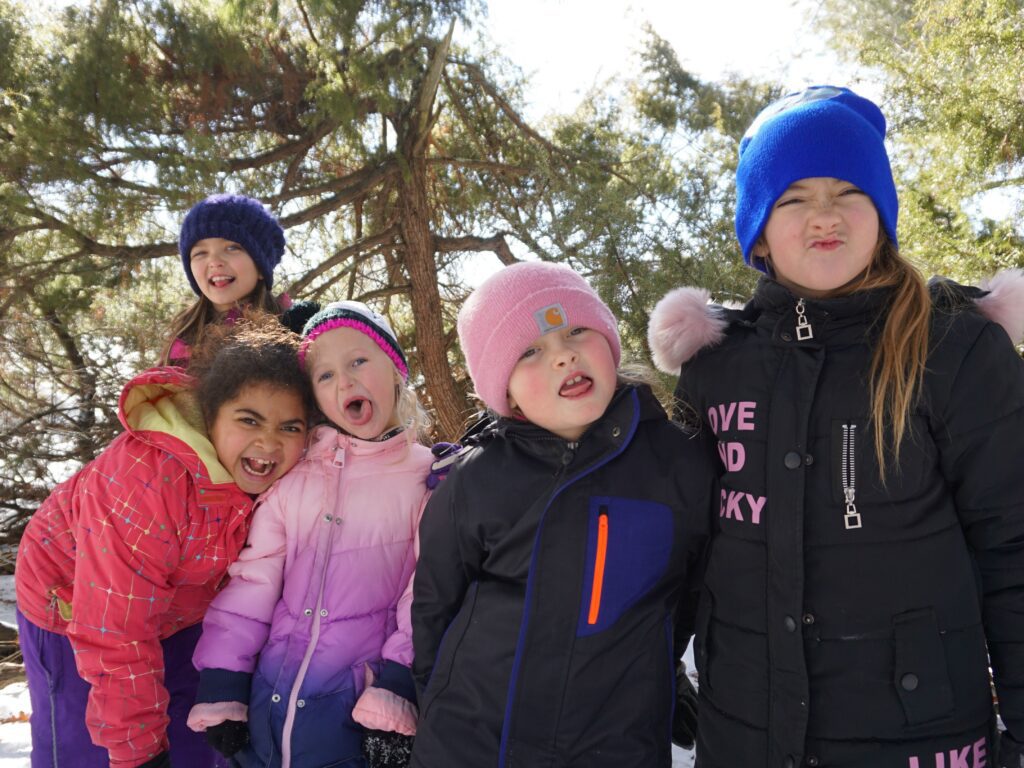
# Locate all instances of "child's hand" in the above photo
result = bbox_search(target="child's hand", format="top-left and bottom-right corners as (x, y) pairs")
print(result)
(204, 719), (250, 759)
(363, 729), (414, 768)
(672, 661), (698, 749)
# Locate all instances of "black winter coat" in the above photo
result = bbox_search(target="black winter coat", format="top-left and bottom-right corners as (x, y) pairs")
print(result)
(664, 278), (1024, 768)
(410, 384), (715, 768)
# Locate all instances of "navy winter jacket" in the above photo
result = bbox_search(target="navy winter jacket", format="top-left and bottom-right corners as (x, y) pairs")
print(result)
(411, 384), (715, 767)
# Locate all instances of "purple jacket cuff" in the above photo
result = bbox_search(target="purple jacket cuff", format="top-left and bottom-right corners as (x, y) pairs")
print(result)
(195, 668), (253, 705)
(375, 660), (417, 705)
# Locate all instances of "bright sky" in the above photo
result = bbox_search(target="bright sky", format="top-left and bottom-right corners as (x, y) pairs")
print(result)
(474, 0), (1014, 243)
(480, 0), (870, 119)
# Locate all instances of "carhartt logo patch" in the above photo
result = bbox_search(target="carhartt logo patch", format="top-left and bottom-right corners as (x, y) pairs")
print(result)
(533, 303), (567, 334)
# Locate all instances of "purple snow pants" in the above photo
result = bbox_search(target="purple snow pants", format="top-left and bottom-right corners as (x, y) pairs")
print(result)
(17, 610), (225, 768)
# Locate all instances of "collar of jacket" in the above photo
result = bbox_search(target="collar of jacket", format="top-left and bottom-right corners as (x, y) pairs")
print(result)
(119, 366), (244, 496)
(488, 384), (664, 468)
(305, 422), (413, 462)
(748, 276), (895, 343)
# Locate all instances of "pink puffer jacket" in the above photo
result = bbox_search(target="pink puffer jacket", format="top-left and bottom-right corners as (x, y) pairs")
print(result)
(192, 424), (431, 768)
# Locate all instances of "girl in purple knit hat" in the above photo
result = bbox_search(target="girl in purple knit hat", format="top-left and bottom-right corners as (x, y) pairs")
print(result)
(410, 260), (716, 768)
(161, 194), (292, 365)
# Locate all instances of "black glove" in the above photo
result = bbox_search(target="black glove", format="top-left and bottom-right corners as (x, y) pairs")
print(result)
(204, 719), (250, 759)
(672, 662), (698, 750)
(137, 753), (171, 768)
(364, 729), (414, 768)
(1000, 730), (1024, 767)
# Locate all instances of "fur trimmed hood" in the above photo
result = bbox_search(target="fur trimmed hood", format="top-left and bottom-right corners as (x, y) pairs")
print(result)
(647, 269), (1024, 374)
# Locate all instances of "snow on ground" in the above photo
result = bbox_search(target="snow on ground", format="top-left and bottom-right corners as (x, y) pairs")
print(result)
(0, 682), (32, 766)
(0, 575), (16, 632)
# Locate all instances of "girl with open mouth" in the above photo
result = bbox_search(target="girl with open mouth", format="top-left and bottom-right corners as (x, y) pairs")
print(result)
(189, 301), (433, 768)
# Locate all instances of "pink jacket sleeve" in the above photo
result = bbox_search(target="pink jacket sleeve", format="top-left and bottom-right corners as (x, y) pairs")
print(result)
(193, 494), (287, 673)
(380, 490), (430, 667)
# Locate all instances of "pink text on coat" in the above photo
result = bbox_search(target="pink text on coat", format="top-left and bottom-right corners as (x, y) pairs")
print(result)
(720, 489), (767, 525)
(718, 441), (745, 471)
(706, 401), (756, 433)
(907, 737), (987, 768)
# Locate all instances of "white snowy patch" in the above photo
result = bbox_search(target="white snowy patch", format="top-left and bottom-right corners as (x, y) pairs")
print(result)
(0, 575), (17, 631)
(0, 682), (32, 766)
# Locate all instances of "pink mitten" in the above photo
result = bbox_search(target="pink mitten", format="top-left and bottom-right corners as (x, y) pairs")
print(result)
(186, 701), (248, 732)
(351, 665), (418, 736)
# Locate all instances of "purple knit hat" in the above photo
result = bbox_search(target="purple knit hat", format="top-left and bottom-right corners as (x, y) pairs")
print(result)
(300, 300), (409, 381)
(457, 261), (621, 416)
(179, 194), (286, 294)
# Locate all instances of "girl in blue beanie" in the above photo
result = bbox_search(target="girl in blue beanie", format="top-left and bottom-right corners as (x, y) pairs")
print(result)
(161, 194), (291, 365)
(648, 85), (1024, 768)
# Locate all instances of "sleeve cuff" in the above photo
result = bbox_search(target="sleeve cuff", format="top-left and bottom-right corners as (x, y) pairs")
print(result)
(374, 660), (417, 705)
(195, 668), (253, 704)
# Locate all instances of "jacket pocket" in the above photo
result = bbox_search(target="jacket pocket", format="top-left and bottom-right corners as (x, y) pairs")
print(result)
(892, 608), (954, 725)
(693, 589), (714, 694)
(290, 682), (361, 767)
(246, 668), (280, 765)
(576, 497), (675, 637)
(420, 580), (478, 718)
(830, 415), (937, 507)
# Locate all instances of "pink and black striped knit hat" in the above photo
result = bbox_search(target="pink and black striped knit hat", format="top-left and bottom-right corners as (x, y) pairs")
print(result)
(299, 300), (408, 381)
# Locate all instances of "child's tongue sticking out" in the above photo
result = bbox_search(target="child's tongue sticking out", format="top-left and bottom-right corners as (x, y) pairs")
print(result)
(300, 301), (412, 441)
(560, 375), (592, 398)
(345, 397), (374, 426)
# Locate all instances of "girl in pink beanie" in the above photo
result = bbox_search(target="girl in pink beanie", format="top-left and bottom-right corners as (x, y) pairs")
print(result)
(410, 260), (716, 768)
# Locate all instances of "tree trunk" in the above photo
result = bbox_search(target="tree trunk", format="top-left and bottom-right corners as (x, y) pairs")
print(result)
(396, 144), (467, 440)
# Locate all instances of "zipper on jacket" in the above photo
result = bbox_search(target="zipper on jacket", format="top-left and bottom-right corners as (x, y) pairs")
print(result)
(841, 424), (862, 530)
(587, 509), (610, 625)
(795, 298), (814, 341)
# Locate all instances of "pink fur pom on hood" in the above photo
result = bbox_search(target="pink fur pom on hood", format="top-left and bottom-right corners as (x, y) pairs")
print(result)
(647, 287), (728, 373)
(647, 269), (1024, 375)
(978, 269), (1024, 346)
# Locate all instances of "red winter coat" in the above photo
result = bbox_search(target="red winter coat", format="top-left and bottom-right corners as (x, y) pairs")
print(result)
(16, 367), (255, 767)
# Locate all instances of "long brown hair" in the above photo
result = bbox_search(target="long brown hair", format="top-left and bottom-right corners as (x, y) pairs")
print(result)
(159, 281), (283, 365)
(835, 235), (931, 477)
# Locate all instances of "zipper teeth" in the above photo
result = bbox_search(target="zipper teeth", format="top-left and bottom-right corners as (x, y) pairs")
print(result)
(842, 424), (860, 529)
(841, 424), (855, 492)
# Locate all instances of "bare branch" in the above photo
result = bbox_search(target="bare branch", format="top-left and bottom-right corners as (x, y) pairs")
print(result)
(276, 161), (398, 224)
(435, 234), (518, 265)
(10, 202), (176, 260)
(295, 0), (320, 46)
(427, 157), (530, 176)
(286, 225), (399, 295)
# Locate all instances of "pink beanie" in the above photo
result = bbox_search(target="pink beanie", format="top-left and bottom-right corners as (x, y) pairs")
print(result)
(457, 261), (621, 416)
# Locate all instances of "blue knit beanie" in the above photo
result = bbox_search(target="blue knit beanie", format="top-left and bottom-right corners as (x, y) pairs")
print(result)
(735, 85), (898, 271)
(179, 194), (286, 294)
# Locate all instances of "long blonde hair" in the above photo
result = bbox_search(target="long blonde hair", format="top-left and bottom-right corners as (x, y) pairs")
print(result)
(828, 235), (931, 476)
(394, 370), (433, 445)
(159, 282), (283, 365)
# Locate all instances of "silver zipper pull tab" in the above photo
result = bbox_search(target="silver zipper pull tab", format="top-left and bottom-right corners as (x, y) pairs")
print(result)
(842, 424), (862, 530)
(795, 298), (814, 341)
